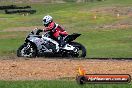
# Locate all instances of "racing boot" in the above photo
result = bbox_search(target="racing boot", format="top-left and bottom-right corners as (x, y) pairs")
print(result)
(57, 36), (66, 49)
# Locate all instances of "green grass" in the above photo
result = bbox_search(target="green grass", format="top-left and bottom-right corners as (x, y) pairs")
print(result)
(0, 28), (132, 58)
(0, 80), (131, 88)
(0, 0), (132, 87)
(0, 0), (132, 58)
(0, 31), (26, 55)
(77, 28), (132, 58)
(0, 0), (131, 30)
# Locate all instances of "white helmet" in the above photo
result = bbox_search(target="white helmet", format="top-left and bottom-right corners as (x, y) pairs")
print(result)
(43, 15), (53, 26)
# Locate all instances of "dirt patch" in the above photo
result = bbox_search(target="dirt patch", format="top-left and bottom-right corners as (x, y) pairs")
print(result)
(90, 6), (132, 16)
(97, 20), (132, 29)
(0, 57), (132, 80)
(90, 6), (132, 29)
(1, 26), (44, 32)
(0, 0), (65, 3)
(0, 34), (17, 39)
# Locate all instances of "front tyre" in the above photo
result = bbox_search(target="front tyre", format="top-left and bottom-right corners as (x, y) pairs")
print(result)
(70, 42), (86, 58)
(17, 43), (37, 58)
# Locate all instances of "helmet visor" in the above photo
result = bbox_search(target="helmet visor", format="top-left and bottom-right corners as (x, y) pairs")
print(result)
(43, 19), (47, 24)
(43, 20), (48, 27)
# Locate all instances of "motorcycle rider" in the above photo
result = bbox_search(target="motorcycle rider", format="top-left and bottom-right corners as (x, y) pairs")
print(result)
(42, 15), (68, 48)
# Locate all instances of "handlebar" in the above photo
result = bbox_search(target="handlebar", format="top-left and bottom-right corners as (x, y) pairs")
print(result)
(30, 29), (43, 35)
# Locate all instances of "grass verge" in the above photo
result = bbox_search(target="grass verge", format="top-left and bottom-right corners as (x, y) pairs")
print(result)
(0, 80), (131, 88)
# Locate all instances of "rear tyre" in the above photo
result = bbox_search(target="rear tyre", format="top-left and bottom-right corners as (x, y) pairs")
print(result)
(70, 42), (86, 58)
(17, 43), (37, 58)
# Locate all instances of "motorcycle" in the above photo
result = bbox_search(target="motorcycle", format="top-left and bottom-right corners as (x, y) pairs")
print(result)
(17, 29), (86, 58)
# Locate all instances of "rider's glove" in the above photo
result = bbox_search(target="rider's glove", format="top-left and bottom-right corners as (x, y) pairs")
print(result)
(43, 29), (47, 32)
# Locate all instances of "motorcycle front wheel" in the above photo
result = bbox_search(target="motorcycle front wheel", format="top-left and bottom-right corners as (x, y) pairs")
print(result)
(17, 43), (37, 58)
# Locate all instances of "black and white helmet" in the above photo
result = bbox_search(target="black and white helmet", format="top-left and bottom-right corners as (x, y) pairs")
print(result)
(43, 15), (53, 26)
